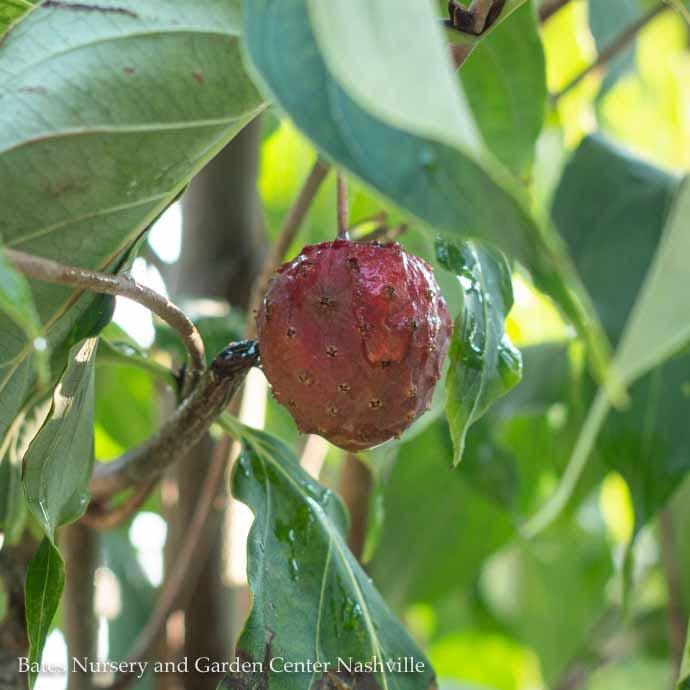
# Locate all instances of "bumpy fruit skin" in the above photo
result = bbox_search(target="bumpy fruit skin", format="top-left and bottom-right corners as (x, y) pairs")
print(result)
(256, 239), (453, 451)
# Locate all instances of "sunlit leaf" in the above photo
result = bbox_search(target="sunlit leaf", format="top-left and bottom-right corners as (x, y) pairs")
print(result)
(436, 239), (522, 465)
(23, 338), (97, 541)
(0, 0), (33, 37)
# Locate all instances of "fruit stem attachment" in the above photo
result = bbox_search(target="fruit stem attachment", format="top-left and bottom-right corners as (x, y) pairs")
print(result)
(337, 173), (350, 240)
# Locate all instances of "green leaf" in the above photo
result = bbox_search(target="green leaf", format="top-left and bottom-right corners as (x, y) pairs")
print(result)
(369, 419), (514, 608)
(679, 620), (690, 690)
(0, 0), (264, 442)
(25, 538), (65, 688)
(459, 1), (547, 175)
(0, 0), (33, 37)
(244, 0), (617, 401)
(0, 412), (26, 543)
(523, 135), (690, 537)
(220, 415), (435, 690)
(436, 239), (522, 465)
(23, 338), (97, 541)
(0, 246), (49, 385)
(587, 0), (639, 95)
(483, 523), (613, 683)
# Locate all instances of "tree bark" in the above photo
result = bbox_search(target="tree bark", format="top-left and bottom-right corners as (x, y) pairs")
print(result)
(0, 537), (36, 690)
(162, 117), (266, 690)
(62, 524), (98, 690)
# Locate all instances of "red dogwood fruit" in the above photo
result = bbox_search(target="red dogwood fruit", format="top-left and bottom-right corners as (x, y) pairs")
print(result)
(256, 239), (453, 451)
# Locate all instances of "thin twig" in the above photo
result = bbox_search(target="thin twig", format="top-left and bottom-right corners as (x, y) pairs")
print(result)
(538, 0), (572, 23)
(104, 431), (232, 690)
(337, 174), (350, 239)
(89, 340), (259, 499)
(551, 3), (668, 103)
(82, 480), (157, 531)
(468, 0), (496, 33)
(5, 248), (206, 383)
(246, 158), (331, 338)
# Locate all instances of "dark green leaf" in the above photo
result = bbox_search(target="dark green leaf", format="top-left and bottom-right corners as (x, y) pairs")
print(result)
(23, 338), (97, 541)
(25, 538), (65, 689)
(459, 2), (547, 176)
(244, 0), (616, 398)
(553, 135), (681, 349)
(436, 239), (522, 465)
(0, 0), (264, 442)
(221, 415), (435, 690)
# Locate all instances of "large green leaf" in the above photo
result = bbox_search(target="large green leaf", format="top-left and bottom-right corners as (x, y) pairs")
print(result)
(0, 0), (264, 446)
(436, 239), (522, 466)
(244, 0), (616, 399)
(23, 337), (97, 541)
(459, 1), (547, 176)
(24, 538), (64, 688)
(220, 415), (435, 690)
(523, 136), (690, 536)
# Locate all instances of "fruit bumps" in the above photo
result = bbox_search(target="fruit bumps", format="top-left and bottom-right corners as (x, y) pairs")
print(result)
(256, 239), (453, 451)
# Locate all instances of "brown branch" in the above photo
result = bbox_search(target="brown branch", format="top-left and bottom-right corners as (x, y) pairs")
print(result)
(103, 427), (232, 690)
(337, 174), (350, 239)
(538, 0), (572, 23)
(660, 509), (687, 674)
(246, 158), (331, 338)
(551, 3), (668, 103)
(89, 340), (259, 500)
(4, 248), (206, 383)
(82, 480), (157, 531)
